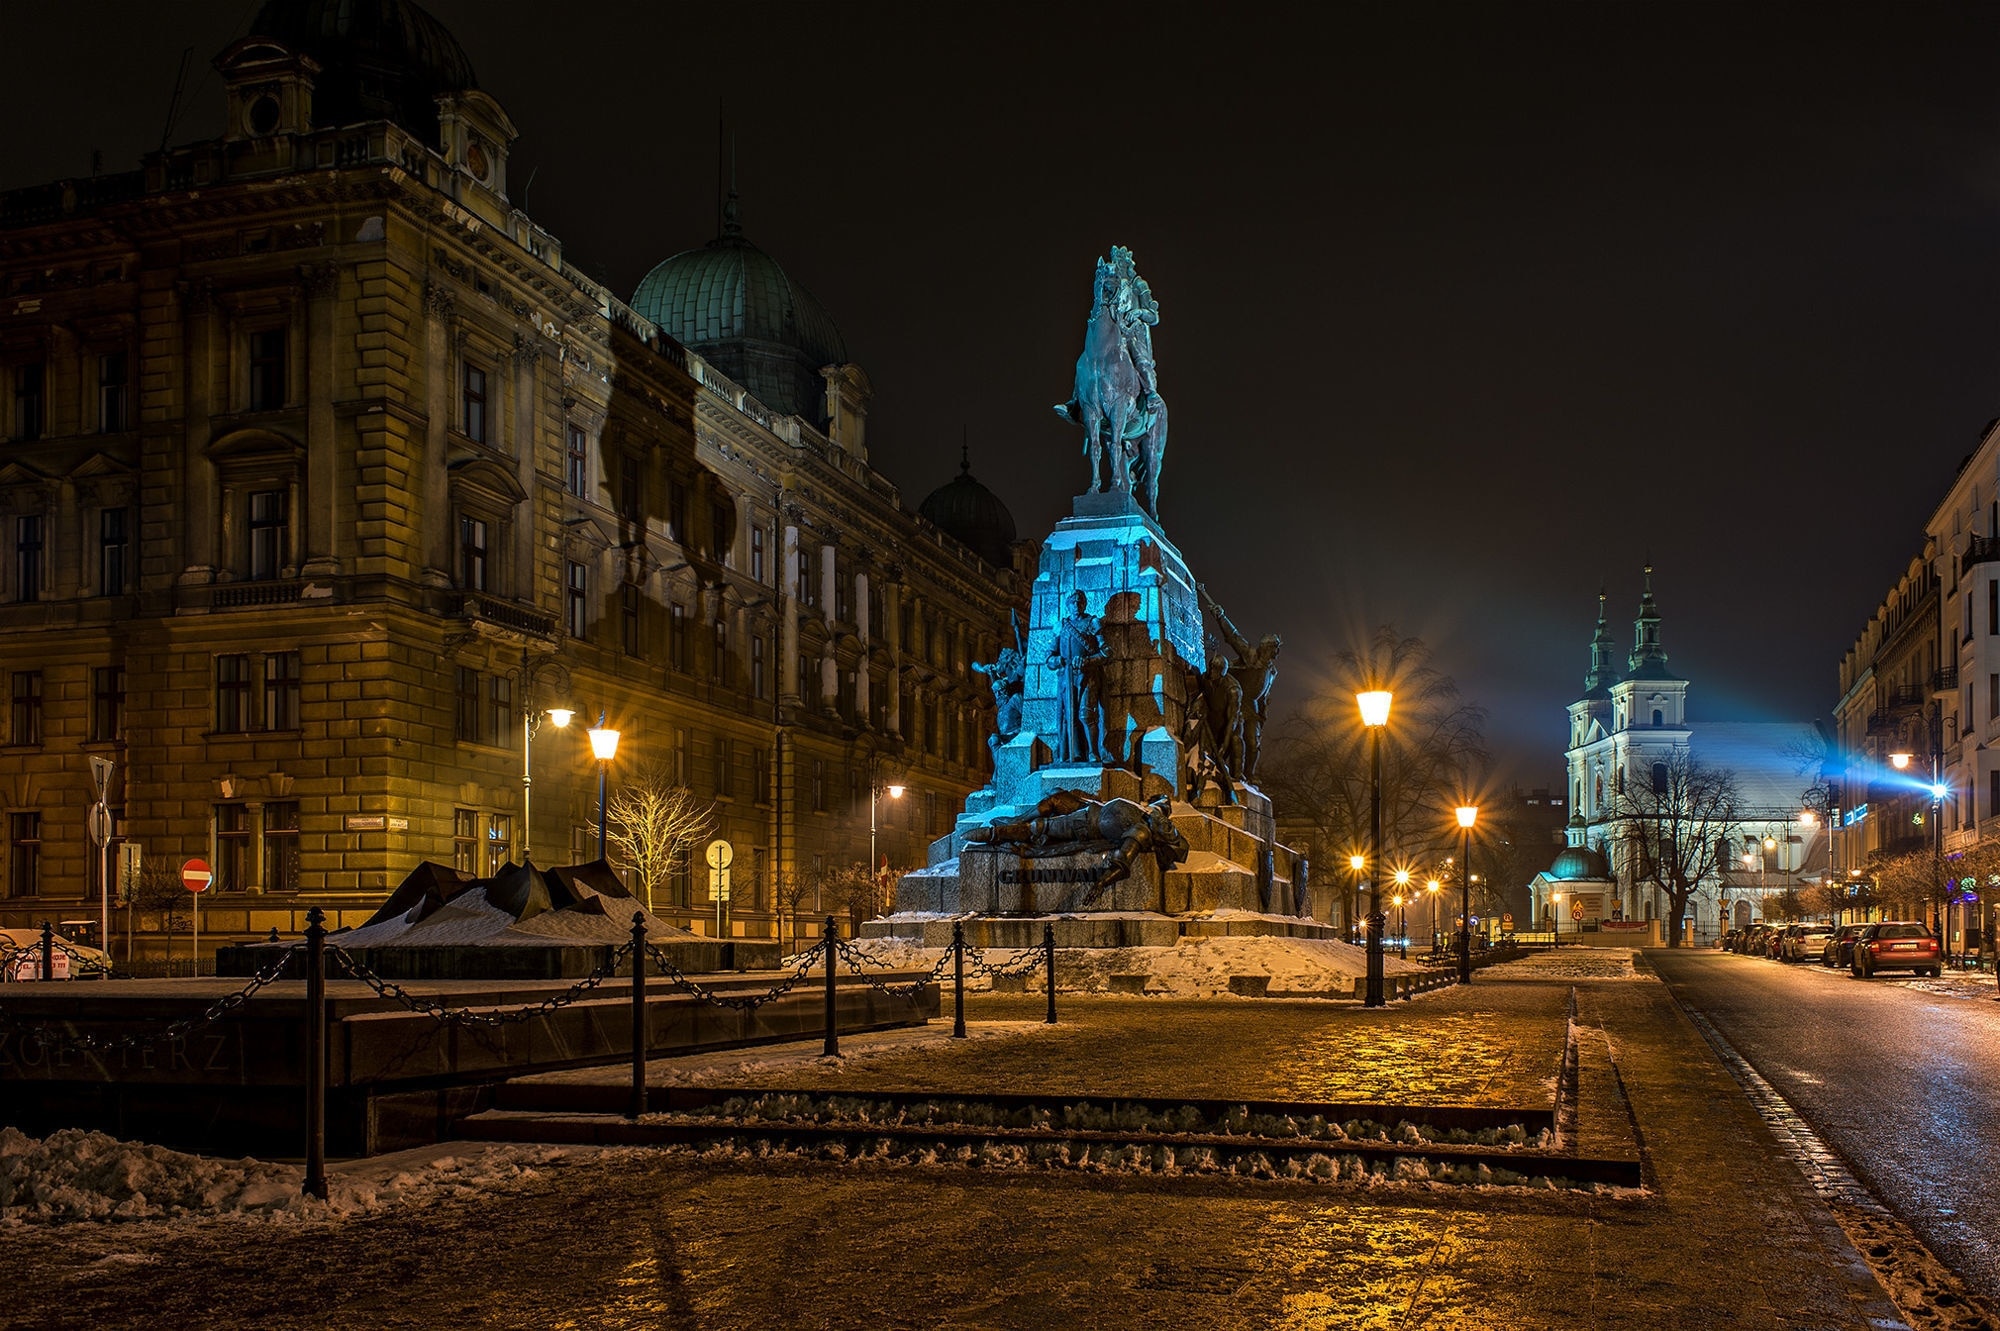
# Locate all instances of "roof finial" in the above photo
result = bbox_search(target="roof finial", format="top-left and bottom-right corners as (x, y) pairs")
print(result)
(961, 426), (970, 474)
(721, 131), (742, 238)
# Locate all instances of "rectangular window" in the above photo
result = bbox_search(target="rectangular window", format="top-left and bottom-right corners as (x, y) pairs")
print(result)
(462, 363), (487, 443)
(751, 636), (766, 700)
(750, 524), (766, 584)
(836, 569), (850, 623)
(619, 454), (642, 523)
(12, 363), (44, 440)
(490, 674), (513, 748)
(1990, 673), (1997, 726)
(620, 584), (641, 657)
(453, 809), (478, 873)
(248, 330), (285, 411)
(7, 812), (40, 897)
(565, 422), (587, 498)
(753, 747), (770, 805)
(565, 561), (587, 638)
(215, 804), (249, 892)
(670, 602), (689, 672)
(98, 352), (127, 433)
(248, 489), (287, 580)
(716, 736), (733, 798)
(798, 546), (815, 609)
(712, 618), (727, 683)
(454, 667), (480, 742)
(99, 507), (128, 595)
(1990, 580), (1997, 636)
(675, 727), (690, 786)
(9, 672), (41, 746)
(215, 655), (250, 732)
(14, 515), (41, 603)
(91, 665), (125, 743)
(712, 501), (732, 564)
(258, 651), (299, 731)
(486, 814), (513, 874)
(459, 516), (488, 591)
(669, 480), (689, 544)
(263, 801), (300, 892)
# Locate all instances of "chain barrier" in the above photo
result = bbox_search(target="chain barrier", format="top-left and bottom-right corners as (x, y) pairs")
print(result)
(1, 934), (113, 981)
(959, 940), (1047, 982)
(832, 938), (956, 1001)
(643, 940), (826, 1011)
(327, 944), (631, 1026)
(0, 945), (299, 1054)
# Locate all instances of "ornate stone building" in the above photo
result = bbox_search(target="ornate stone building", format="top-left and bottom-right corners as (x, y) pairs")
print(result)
(0, 0), (1020, 957)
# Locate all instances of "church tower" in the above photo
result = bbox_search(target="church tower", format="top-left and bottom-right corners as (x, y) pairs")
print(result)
(1614, 564), (1688, 731)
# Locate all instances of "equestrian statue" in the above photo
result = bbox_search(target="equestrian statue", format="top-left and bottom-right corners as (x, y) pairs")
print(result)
(1054, 246), (1169, 517)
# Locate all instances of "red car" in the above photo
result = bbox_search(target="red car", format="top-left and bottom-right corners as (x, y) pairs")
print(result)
(1850, 922), (1941, 979)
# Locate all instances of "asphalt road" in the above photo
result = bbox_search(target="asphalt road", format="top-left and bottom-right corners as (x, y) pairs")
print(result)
(1650, 947), (2000, 1312)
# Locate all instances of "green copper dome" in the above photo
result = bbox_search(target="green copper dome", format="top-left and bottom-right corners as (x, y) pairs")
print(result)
(630, 198), (848, 424)
(247, 0), (476, 146)
(1548, 845), (1612, 881)
(919, 450), (1016, 569)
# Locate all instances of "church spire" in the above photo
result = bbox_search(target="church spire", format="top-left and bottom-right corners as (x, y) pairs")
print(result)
(1629, 562), (1668, 674)
(1585, 584), (1621, 693)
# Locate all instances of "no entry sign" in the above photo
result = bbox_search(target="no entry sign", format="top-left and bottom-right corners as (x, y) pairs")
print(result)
(182, 858), (212, 893)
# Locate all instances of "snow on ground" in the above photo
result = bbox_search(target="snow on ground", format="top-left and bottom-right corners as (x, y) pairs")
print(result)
(844, 932), (1430, 998)
(1481, 948), (1643, 981)
(0, 1127), (576, 1225)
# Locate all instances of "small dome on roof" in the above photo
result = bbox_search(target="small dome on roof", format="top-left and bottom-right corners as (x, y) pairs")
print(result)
(1548, 844), (1612, 881)
(630, 196), (848, 424)
(246, 0), (476, 145)
(919, 450), (1016, 568)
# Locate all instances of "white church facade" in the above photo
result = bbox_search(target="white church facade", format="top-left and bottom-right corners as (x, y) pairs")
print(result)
(1532, 570), (1827, 943)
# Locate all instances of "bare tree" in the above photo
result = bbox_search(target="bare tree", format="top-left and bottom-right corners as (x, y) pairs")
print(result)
(777, 860), (864, 956)
(132, 862), (192, 936)
(604, 761), (714, 914)
(1262, 626), (1488, 902)
(1610, 749), (1741, 947)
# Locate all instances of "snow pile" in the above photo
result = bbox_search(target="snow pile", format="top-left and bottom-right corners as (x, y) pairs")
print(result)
(0, 1127), (570, 1225)
(1482, 949), (1642, 981)
(842, 932), (1431, 998)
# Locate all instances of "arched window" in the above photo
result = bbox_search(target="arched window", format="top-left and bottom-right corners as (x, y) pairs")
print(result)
(1651, 762), (1669, 795)
(1652, 708), (1664, 727)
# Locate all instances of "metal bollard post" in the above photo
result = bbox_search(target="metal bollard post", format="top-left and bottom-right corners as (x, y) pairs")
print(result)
(822, 915), (839, 1057)
(1044, 922), (1057, 1025)
(268, 927), (280, 944)
(40, 921), (53, 983)
(303, 907), (327, 1201)
(629, 912), (648, 1121)
(952, 921), (967, 1039)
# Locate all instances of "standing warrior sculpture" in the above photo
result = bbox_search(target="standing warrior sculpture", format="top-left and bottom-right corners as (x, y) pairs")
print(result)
(1050, 590), (1112, 765)
(1054, 245), (1170, 517)
(1200, 585), (1282, 782)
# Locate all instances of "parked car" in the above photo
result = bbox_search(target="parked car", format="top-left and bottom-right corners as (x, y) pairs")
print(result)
(1782, 925), (1835, 963)
(1850, 922), (1941, 978)
(1718, 928), (1741, 951)
(1822, 924), (1869, 969)
(0, 927), (113, 981)
(1763, 928), (1788, 959)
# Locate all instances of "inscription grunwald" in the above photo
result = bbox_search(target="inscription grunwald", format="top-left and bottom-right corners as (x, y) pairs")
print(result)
(996, 867), (1109, 885)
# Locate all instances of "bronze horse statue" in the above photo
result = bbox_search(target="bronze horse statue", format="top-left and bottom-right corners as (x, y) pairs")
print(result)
(1055, 268), (1143, 500)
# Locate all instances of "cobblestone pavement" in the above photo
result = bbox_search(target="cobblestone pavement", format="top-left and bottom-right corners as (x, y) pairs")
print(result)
(1, 953), (1909, 1330)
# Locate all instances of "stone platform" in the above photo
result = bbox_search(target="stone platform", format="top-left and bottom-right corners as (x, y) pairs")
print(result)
(861, 909), (1343, 950)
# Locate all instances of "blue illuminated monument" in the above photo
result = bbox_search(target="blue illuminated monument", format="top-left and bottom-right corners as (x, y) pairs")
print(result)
(875, 247), (1326, 948)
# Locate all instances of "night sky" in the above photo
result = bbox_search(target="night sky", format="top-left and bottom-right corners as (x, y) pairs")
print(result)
(8, 2), (2000, 785)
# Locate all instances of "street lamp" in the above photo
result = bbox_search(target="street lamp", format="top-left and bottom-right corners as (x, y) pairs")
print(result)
(587, 715), (620, 862)
(1392, 892), (1406, 952)
(1930, 779), (1948, 963)
(1456, 804), (1477, 984)
(1552, 890), (1563, 947)
(1394, 868), (1411, 957)
(1425, 878), (1440, 953)
(870, 779), (905, 878)
(509, 647), (573, 865)
(1357, 688), (1392, 1007)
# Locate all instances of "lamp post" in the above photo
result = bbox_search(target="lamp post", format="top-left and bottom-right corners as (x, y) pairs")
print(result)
(1552, 890), (1562, 946)
(1456, 804), (1477, 983)
(587, 715), (620, 862)
(1358, 689), (1392, 1007)
(1394, 868), (1410, 957)
(511, 647), (573, 866)
(1348, 854), (1366, 943)
(1931, 779), (1948, 963)
(870, 779), (905, 879)
(1425, 878), (1440, 954)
